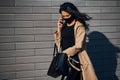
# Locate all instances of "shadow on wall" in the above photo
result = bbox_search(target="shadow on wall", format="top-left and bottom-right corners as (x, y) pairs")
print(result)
(86, 31), (120, 80)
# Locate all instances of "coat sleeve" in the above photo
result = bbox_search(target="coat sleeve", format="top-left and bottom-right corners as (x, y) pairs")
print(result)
(63, 25), (86, 56)
(54, 31), (61, 52)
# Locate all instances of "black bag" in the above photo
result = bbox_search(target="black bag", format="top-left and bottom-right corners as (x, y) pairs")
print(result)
(47, 44), (69, 78)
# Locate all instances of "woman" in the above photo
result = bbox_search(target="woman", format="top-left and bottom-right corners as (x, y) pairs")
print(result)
(54, 2), (98, 80)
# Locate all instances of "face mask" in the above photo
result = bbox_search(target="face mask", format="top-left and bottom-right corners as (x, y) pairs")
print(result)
(63, 16), (74, 24)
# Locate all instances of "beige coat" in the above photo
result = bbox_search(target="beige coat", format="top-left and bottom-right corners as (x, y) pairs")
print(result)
(54, 21), (98, 80)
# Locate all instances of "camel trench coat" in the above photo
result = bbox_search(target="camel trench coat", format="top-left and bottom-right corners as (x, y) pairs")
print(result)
(54, 21), (98, 80)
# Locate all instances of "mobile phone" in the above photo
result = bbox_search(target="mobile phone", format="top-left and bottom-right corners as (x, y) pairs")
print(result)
(60, 18), (65, 24)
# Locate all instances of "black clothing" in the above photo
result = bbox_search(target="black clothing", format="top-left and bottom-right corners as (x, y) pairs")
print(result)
(61, 24), (75, 51)
(61, 24), (82, 80)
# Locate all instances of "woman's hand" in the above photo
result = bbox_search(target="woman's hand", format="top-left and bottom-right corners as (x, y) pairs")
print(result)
(67, 54), (70, 58)
(57, 17), (64, 32)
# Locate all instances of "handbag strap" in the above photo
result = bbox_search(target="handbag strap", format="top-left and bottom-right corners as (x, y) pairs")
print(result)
(53, 43), (59, 56)
(68, 57), (81, 71)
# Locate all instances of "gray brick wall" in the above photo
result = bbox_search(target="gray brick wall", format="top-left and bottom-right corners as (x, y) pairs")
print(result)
(0, 0), (120, 80)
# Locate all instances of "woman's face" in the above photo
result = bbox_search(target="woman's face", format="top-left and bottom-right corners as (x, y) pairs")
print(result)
(61, 10), (71, 19)
(61, 10), (75, 24)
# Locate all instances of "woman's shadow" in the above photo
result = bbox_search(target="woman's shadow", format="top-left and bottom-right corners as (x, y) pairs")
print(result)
(86, 31), (120, 80)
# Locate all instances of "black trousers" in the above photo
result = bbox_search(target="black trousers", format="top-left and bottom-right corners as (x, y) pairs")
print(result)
(61, 53), (82, 80)
(61, 68), (82, 80)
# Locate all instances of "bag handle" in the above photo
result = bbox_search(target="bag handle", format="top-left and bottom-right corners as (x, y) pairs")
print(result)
(53, 43), (58, 56)
(68, 57), (81, 71)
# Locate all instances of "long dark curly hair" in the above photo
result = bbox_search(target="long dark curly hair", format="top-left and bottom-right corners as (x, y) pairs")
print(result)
(59, 2), (91, 30)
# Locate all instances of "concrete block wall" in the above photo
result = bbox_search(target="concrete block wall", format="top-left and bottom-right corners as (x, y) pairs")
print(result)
(0, 0), (120, 80)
